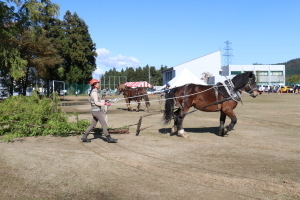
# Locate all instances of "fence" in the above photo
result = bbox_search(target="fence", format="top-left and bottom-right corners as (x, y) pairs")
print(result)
(60, 83), (117, 96)
(2, 82), (125, 97)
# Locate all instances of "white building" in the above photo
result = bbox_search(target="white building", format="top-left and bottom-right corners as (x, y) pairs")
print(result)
(221, 65), (285, 85)
(162, 50), (286, 86)
(163, 51), (223, 85)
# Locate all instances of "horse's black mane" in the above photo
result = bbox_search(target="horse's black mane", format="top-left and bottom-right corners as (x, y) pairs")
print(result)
(232, 71), (255, 90)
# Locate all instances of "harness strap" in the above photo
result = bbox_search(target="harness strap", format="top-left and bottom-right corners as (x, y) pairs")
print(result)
(213, 86), (221, 111)
(202, 97), (232, 109)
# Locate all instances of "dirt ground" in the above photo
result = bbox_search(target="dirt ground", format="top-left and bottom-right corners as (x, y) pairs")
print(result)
(1, 92), (300, 200)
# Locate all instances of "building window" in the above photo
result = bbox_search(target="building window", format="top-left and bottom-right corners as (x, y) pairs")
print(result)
(270, 71), (283, 76)
(257, 71), (268, 76)
(231, 71), (241, 75)
(166, 71), (172, 82)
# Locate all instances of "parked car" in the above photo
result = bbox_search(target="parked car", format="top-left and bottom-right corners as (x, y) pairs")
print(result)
(60, 90), (67, 96)
(280, 86), (293, 93)
(147, 89), (156, 94)
(153, 89), (164, 94)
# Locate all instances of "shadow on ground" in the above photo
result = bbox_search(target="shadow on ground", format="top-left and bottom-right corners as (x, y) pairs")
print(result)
(158, 127), (222, 136)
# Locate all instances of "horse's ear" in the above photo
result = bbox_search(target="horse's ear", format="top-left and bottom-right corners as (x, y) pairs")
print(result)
(248, 71), (254, 78)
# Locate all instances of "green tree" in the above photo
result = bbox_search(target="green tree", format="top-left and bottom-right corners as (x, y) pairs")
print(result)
(279, 58), (300, 78)
(1, 0), (61, 95)
(286, 75), (300, 85)
(14, 29), (62, 95)
(61, 10), (97, 83)
(126, 67), (135, 81)
(0, 1), (27, 91)
(43, 17), (65, 80)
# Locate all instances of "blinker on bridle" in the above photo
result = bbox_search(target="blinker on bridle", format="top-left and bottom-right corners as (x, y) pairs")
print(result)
(244, 78), (257, 96)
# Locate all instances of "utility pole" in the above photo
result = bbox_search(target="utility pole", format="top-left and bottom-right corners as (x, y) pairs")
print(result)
(103, 75), (105, 90)
(148, 66), (150, 84)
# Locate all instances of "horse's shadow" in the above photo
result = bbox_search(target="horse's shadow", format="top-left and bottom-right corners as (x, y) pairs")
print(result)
(116, 108), (128, 111)
(116, 107), (147, 112)
(158, 127), (226, 137)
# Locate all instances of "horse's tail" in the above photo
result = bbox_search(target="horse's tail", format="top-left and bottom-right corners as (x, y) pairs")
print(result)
(163, 88), (177, 124)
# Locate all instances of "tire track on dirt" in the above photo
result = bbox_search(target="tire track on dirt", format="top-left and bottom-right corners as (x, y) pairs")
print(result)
(76, 136), (272, 199)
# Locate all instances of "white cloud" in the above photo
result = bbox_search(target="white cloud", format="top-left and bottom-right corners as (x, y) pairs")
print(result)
(93, 48), (140, 79)
(96, 48), (110, 58)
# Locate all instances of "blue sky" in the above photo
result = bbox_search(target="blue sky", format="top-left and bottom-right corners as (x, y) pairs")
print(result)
(55, 0), (300, 78)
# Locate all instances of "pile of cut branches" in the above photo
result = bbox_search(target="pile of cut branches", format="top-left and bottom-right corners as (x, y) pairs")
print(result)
(0, 92), (89, 142)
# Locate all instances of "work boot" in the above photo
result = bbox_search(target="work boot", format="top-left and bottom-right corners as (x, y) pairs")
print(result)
(106, 135), (118, 143)
(81, 134), (91, 143)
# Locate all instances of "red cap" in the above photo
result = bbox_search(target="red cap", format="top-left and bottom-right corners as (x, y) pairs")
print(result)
(89, 79), (100, 86)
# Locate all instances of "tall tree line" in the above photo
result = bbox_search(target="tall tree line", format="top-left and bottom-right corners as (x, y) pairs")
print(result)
(280, 58), (300, 84)
(100, 65), (168, 88)
(0, 0), (96, 95)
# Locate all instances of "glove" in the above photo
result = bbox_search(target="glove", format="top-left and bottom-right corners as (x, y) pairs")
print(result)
(105, 99), (110, 103)
(104, 102), (111, 106)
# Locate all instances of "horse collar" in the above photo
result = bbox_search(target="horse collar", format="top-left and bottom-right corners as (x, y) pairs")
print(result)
(222, 79), (241, 102)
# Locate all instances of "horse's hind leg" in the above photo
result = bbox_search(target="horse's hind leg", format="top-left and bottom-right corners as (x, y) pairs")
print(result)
(173, 109), (188, 138)
(171, 109), (179, 135)
(219, 111), (227, 136)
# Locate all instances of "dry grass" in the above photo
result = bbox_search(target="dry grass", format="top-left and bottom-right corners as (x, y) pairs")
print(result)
(1, 92), (299, 200)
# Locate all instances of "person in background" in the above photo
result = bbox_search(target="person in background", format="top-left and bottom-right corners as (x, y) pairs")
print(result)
(81, 79), (118, 143)
(161, 83), (171, 97)
(102, 88), (106, 98)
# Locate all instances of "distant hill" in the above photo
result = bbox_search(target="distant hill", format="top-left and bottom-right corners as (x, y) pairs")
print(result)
(277, 58), (300, 77)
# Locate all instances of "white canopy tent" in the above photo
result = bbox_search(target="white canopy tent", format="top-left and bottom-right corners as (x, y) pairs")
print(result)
(167, 68), (207, 89)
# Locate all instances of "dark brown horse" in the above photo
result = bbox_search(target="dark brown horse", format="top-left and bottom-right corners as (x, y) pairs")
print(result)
(116, 84), (150, 112)
(163, 72), (259, 138)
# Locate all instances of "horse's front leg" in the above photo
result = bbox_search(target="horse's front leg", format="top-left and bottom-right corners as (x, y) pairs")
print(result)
(136, 98), (141, 112)
(219, 111), (227, 136)
(126, 99), (132, 111)
(219, 109), (237, 136)
(225, 110), (237, 132)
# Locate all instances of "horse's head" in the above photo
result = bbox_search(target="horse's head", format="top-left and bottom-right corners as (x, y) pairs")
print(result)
(233, 72), (259, 98)
(116, 84), (126, 95)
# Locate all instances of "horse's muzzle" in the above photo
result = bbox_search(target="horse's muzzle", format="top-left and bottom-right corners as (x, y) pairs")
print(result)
(250, 90), (259, 98)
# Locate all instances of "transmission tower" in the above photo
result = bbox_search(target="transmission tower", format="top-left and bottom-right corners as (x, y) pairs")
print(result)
(222, 40), (234, 66)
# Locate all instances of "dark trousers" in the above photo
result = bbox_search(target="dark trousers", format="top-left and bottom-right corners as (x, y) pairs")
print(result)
(84, 111), (109, 137)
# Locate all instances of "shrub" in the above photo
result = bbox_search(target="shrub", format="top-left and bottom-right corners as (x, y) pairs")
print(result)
(0, 92), (89, 142)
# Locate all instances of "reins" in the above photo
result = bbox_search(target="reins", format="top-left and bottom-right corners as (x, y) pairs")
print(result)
(111, 81), (254, 105)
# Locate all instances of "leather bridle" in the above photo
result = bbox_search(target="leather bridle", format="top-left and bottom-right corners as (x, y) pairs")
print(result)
(244, 78), (257, 97)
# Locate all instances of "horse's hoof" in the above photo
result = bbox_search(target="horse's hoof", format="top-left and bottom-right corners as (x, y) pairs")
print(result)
(179, 133), (189, 138)
(221, 128), (228, 137)
(178, 130), (189, 138)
